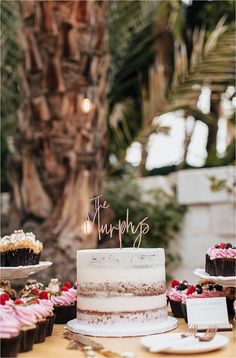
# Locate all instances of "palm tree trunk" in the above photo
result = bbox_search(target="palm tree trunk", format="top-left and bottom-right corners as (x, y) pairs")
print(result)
(8, 0), (109, 280)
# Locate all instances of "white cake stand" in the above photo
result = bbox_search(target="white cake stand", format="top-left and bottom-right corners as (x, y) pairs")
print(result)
(66, 316), (178, 337)
(193, 268), (236, 288)
(0, 261), (52, 280)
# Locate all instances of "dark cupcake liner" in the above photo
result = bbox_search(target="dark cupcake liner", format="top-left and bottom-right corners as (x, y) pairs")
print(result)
(6, 249), (41, 267)
(226, 298), (235, 318)
(46, 314), (55, 336)
(54, 304), (76, 324)
(0, 252), (8, 267)
(34, 320), (47, 344)
(20, 327), (36, 353)
(181, 303), (188, 323)
(1, 334), (21, 358)
(169, 299), (184, 318)
(205, 254), (235, 277)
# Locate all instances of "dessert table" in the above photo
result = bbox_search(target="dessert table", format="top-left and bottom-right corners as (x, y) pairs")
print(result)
(18, 318), (235, 358)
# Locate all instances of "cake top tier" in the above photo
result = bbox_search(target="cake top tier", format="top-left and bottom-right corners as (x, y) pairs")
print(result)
(77, 248), (165, 268)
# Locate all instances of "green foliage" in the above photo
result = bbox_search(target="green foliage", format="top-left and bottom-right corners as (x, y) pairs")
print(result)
(103, 177), (187, 267)
(208, 175), (235, 195)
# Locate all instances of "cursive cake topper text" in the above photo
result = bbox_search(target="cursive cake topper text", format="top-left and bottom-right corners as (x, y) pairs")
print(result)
(85, 195), (149, 248)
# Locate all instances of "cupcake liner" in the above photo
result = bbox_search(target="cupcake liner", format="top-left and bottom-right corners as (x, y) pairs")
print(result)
(205, 254), (236, 277)
(0, 252), (8, 267)
(226, 298), (235, 318)
(54, 304), (76, 324)
(46, 314), (55, 336)
(20, 327), (36, 353)
(6, 249), (40, 267)
(34, 320), (47, 344)
(1, 334), (21, 358)
(181, 303), (188, 323)
(169, 299), (184, 318)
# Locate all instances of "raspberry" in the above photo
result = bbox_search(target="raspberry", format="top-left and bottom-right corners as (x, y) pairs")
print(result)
(32, 298), (39, 304)
(0, 293), (10, 305)
(60, 287), (68, 292)
(171, 279), (179, 288)
(219, 243), (226, 249)
(15, 299), (24, 305)
(39, 291), (48, 300)
(63, 281), (72, 289)
(31, 288), (39, 296)
(187, 285), (195, 295)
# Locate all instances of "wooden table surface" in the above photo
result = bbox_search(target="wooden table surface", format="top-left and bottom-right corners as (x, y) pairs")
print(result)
(19, 318), (235, 358)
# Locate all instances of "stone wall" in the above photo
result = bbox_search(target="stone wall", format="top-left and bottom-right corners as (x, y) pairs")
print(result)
(139, 166), (235, 283)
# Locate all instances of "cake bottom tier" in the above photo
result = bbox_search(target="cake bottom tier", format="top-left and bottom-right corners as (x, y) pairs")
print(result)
(77, 306), (167, 326)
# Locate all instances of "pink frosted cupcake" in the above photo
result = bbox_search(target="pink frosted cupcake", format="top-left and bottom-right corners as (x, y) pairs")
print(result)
(181, 281), (226, 323)
(11, 303), (37, 353)
(38, 297), (55, 336)
(50, 284), (76, 324)
(206, 243), (236, 277)
(0, 310), (21, 357)
(168, 279), (189, 318)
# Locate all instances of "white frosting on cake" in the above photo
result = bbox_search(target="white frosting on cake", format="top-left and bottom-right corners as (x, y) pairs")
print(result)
(76, 248), (168, 333)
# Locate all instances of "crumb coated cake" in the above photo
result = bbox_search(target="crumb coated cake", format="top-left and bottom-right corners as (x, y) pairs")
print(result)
(76, 248), (167, 330)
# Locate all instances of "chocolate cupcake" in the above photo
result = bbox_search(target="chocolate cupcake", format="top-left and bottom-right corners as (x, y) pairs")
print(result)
(181, 281), (226, 323)
(205, 243), (236, 277)
(0, 310), (21, 358)
(168, 280), (189, 318)
(49, 281), (76, 324)
(11, 302), (37, 353)
(0, 230), (43, 267)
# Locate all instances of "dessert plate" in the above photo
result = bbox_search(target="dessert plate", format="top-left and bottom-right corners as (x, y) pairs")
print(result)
(193, 269), (236, 287)
(0, 261), (52, 279)
(66, 316), (178, 337)
(140, 332), (229, 354)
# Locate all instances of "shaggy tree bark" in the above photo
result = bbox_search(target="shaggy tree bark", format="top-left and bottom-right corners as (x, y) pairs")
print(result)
(8, 0), (109, 281)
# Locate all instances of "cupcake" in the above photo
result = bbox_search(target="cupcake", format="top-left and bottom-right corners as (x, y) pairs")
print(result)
(205, 243), (236, 277)
(0, 280), (17, 300)
(39, 297), (55, 336)
(49, 281), (76, 324)
(0, 230), (43, 267)
(0, 310), (21, 358)
(168, 280), (189, 318)
(25, 299), (48, 344)
(181, 280), (226, 323)
(11, 302), (37, 353)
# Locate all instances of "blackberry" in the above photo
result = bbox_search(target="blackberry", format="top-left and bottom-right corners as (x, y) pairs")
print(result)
(225, 243), (232, 249)
(176, 283), (188, 291)
(208, 284), (214, 291)
(196, 284), (203, 294)
(215, 244), (220, 248)
(214, 284), (223, 292)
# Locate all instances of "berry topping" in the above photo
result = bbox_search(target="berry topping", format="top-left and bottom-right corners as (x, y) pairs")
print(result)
(32, 298), (39, 304)
(0, 293), (10, 305)
(196, 284), (203, 294)
(63, 281), (72, 289)
(31, 288), (39, 296)
(171, 279), (180, 288)
(187, 285), (196, 295)
(219, 243), (226, 249)
(39, 291), (48, 300)
(176, 283), (188, 291)
(208, 284), (214, 291)
(15, 299), (24, 305)
(60, 287), (69, 292)
(214, 244), (220, 248)
(225, 243), (232, 249)
(213, 284), (223, 292)
(182, 280), (189, 285)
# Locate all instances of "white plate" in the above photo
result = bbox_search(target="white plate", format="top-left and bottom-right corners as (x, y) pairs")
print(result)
(66, 316), (178, 337)
(140, 332), (229, 354)
(0, 261), (52, 279)
(194, 269), (236, 287)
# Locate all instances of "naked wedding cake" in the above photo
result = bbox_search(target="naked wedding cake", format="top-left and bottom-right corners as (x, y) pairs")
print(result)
(71, 248), (172, 336)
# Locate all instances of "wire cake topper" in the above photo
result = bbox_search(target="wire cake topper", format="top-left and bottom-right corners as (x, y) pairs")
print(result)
(85, 195), (149, 248)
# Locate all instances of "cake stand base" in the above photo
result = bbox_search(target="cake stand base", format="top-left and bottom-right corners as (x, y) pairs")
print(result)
(66, 316), (178, 337)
